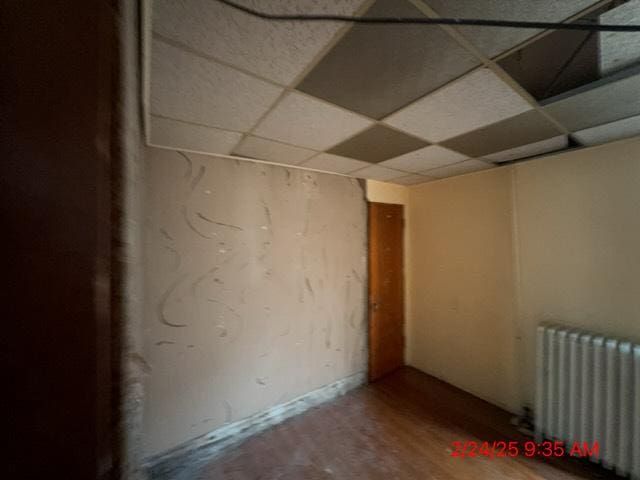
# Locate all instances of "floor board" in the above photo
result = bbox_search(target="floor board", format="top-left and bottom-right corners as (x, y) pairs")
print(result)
(198, 367), (621, 479)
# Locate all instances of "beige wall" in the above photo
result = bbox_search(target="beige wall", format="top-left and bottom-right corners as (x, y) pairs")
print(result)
(366, 180), (409, 205)
(407, 137), (640, 412)
(140, 136), (640, 455)
(142, 147), (368, 457)
(514, 138), (640, 404)
(407, 168), (520, 412)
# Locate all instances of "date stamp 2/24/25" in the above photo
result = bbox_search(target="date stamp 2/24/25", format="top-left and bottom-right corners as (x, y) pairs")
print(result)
(450, 440), (600, 459)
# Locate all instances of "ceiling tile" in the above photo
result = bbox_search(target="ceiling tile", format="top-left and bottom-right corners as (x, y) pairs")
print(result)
(351, 165), (406, 181)
(384, 68), (532, 142)
(300, 153), (371, 174)
(420, 159), (493, 179)
(150, 39), (283, 132)
(424, 0), (599, 58)
(253, 92), (373, 151)
(442, 110), (563, 158)
(152, 0), (366, 85)
(296, 0), (480, 119)
(379, 145), (468, 173)
(572, 115), (640, 146)
(233, 136), (317, 165)
(542, 69), (640, 131)
(327, 125), (428, 163)
(484, 135), (569, 163)
(149, 115), (243, 154)
(389, 174), (435, 185)
(599, 0), (640, 76)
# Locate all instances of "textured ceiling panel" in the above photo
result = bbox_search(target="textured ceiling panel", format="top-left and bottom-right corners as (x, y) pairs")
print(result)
(424, 0), (599, 58)
(233, 136), (317, 165)
(442, 110), (563, 158)
(296, 0), (480, 119)
(384, 68), (532, 142)
(150, 39), (283, 132)
(484, 135), (568, 163)
(253, 92), (373, 151)
(351, 164), (406, 181)
(572, 115), (640, 146)
(379, 145), (468, 172)
(301, 153), (371, 174)
(327, 124), (428, 163)
(389, 174), (435, 185)
(147, 0), (638, 184)
(542, 70), (640, 131)
(599, 0), (640, 76)
(153, 0), (366, 85)
(420, 159), (493, 178)
(149, 115), (243, 154)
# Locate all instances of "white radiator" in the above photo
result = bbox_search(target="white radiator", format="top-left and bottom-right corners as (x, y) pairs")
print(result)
(535, 324), (640, 479)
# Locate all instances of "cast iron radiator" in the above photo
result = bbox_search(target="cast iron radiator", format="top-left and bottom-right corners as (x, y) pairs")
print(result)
(535, 324), (640, 478)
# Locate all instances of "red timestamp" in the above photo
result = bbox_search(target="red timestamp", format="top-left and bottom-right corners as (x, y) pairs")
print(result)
(450, 440), (600, 459)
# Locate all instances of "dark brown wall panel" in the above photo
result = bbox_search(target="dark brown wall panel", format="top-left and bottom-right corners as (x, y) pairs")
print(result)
(2, 1), (115, 477)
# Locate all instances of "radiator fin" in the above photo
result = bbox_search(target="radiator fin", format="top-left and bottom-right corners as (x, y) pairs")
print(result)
(535, 325), (639, 479)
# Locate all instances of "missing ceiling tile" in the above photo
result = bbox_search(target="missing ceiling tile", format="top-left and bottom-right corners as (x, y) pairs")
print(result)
(498, 1), (640, 102)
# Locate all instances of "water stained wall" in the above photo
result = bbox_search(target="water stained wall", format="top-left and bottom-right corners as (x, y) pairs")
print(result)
(141, 146), (368, 457)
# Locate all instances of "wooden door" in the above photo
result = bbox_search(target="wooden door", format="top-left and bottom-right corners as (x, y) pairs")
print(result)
(368, 202), (405, 381)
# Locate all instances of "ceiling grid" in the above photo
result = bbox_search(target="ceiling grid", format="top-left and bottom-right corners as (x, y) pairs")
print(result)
(407, 0), (572, 136)
(145, 0), (640, 184)
(232, 0), (379, 161)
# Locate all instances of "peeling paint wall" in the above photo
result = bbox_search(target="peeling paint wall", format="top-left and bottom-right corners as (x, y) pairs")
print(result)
(141, 147), (368, 457)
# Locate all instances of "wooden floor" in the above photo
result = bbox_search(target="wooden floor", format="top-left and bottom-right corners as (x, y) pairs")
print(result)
(198, 367), (620, 479)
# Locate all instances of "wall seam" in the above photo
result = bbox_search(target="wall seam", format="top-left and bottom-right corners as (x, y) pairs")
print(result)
(510, 165), (526, 413)
(404, 187), (413, 366)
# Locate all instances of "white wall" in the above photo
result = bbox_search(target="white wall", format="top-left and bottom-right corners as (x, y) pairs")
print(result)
(142, 147), (368, 457)
(407, 137), (640, 412)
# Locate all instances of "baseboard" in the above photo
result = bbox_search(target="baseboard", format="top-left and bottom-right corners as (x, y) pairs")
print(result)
(144, 371), (367, 480)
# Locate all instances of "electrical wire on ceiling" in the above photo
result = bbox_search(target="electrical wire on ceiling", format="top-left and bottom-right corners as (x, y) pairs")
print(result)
(216, 0), (640, 32)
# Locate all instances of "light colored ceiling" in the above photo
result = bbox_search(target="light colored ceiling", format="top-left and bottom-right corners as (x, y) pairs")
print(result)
(145, 0), (640, 185)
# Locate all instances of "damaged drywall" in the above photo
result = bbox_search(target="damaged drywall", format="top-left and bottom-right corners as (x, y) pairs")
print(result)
(141, 147), (368, 457)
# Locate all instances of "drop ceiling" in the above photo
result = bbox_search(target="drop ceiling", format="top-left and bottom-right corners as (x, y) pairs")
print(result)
(145, 0), (640, 185)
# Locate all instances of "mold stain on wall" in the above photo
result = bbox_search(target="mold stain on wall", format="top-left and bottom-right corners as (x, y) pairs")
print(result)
(142, 147), (368, 457)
